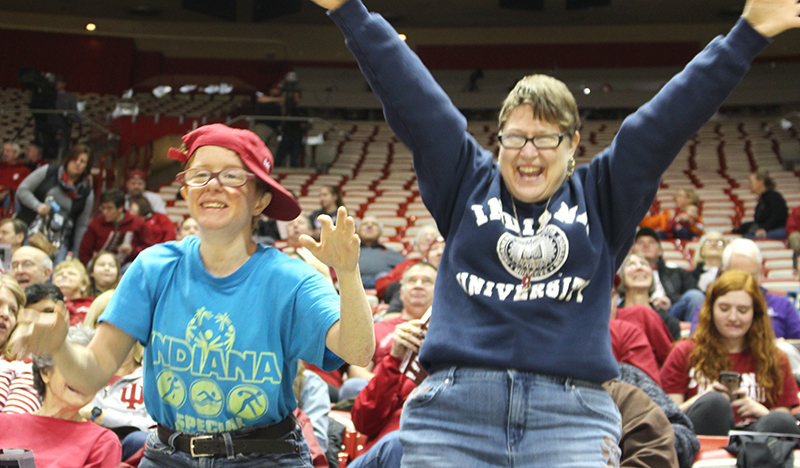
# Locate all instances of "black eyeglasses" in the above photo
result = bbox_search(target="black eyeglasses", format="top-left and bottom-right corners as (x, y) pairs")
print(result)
(498, 132), (567, 150)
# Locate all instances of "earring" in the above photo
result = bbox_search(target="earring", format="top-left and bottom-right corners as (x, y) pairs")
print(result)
(566, 158), (576, 178)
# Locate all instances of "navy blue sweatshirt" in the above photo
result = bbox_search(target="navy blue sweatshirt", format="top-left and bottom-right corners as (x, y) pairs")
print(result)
(330, 0), (769, 383)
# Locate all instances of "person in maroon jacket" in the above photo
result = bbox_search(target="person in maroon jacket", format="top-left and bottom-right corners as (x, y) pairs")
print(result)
(128, 195), (176, 245)
(78, 189), (154, 267)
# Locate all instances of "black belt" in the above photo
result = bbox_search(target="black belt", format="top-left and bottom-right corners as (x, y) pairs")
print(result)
(157, 416), (297, 457)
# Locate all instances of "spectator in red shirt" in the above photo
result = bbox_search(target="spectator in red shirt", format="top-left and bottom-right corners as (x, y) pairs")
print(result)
(339, 262), (437, 400)
(78, 189), (154, 267)
(128, 195), (176, 245)
(52, 259), (94, 325)
(660, 270), (800, 436)
(786, 205), (800, 270)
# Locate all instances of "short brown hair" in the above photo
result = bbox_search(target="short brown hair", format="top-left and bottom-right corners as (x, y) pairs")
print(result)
(498, 75), (580, 135)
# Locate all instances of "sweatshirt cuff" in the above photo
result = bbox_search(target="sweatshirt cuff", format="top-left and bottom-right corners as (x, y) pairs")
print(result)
(729, 17), (772, 61)
(329, 0), (370, 32)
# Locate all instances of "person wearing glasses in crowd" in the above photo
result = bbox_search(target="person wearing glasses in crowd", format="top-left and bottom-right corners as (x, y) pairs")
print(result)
(7, 123), (375, 467)
(691, 231), (727, 293)
(310, 0), (800, 465)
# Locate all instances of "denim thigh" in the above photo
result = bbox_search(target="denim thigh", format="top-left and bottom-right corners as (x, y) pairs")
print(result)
(399, 367), (622, 468)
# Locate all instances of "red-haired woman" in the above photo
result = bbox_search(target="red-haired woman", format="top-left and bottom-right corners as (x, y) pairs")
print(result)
(660, 270), (800, 435)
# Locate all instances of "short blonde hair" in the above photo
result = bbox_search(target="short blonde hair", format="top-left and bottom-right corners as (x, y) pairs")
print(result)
(0, 275), (26, 309)
(54, 259), (90, 297)
(498, 75), (580, 135)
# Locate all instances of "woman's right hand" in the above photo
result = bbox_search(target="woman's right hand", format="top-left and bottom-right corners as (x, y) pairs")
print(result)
(5, 300), (69, 360)
(309, 0), (348, 11)
(36, 203), (51, 216)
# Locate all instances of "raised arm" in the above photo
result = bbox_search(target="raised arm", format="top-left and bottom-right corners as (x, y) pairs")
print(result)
(311, 0), (482, 232)
(594, 0), (798, 253)
(7, 301), (135, 396)
(300, 206), (375, 367)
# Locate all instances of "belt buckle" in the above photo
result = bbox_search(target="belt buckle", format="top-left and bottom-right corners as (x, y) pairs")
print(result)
(189, 435), (215, 457)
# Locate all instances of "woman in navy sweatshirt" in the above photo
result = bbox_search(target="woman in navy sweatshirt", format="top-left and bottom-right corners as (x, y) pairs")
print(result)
(312, 0), (800, 465)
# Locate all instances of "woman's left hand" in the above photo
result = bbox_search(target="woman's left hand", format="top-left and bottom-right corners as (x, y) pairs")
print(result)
(731, 388), (770, 419)
(299, 206), (360, 272)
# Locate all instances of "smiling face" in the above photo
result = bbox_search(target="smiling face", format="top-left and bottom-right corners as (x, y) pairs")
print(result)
(498, 105), (579, 204)
(177, 218), (200, 240)
(53, 266), (88, 299)
(0, 286), (19, 347)
(179, 146), (272, 236)
(400, 263), (437, 319)
(622, 255), (653, 292)
(90, 253), (119, 292)
(712, 289), (754, 348)
(11, 247), (50, 289)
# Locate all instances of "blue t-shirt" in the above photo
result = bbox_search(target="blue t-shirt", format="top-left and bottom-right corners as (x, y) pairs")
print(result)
(99, 236), (343, 433)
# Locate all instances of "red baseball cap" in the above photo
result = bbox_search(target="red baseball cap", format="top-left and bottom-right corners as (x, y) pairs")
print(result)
(168, 124), (301, 221)
(126, 169), (147, 181)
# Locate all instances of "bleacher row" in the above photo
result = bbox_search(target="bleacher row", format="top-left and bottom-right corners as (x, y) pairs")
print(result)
(0, 88), (250, 147)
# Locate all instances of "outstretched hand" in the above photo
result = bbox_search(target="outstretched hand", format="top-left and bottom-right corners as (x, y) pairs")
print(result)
(309, 0), (348, 12)
(742, 0), (800, 38)
(6, 300), (69, 360)
(299, 206), (360, 272)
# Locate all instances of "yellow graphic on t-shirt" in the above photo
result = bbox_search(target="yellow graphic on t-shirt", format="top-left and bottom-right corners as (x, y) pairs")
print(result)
(228, 384), (268, 420)
(156, 370), (187, 408)
(190, 379), (225, 417)
(186, 307), (236, 357)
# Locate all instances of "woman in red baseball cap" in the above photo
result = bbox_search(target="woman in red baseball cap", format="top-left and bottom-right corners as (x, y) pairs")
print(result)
(8, 124), (376, 467)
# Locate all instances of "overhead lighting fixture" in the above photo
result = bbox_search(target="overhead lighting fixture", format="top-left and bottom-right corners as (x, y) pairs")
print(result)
(203, 85), (220, 94)
(86, 23), (96, 31)
(180, 84), (197, 93)
(398, 34), (407, 41)
(583, 87), (591, 95)
(152, 85), (172, 98)
(122, 89), (133, 99)
(219, 83), (233, 95)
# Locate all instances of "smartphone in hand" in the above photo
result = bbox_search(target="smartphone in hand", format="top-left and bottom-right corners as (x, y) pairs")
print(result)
(719, 371), (741, 400)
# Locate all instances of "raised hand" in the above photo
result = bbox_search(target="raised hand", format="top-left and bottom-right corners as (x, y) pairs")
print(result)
(308, 0), (348, 12)
(742, 0), (800, 38)
(5, 300), (69, 360)
(299, 206), (360, 272)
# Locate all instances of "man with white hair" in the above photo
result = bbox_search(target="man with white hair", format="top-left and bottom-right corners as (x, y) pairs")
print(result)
(10, 246), (52, 290)
(690, 238), (800, 339)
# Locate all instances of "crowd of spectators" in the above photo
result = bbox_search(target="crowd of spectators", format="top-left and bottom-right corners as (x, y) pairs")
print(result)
(4, 148), (800, 467)
(3, 102), (800, 467)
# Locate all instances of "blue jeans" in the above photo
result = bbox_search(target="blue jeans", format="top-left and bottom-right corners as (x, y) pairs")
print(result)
(348, 431), (403, 468)
(399, 367), (621, 467)
(668, 289), (706, 322)
(139, 426), (313, 468)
